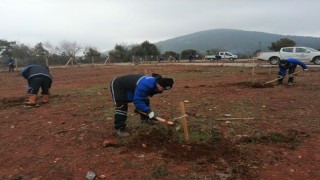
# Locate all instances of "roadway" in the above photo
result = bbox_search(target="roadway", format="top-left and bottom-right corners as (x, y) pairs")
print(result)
(153, 59), (320, 68)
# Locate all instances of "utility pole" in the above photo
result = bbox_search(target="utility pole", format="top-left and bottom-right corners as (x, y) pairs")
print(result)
(259, 41), (262, 50)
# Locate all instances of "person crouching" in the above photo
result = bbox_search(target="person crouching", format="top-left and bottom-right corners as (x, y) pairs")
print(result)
(20, 64), (53, 106)
(277, 58), (308, 86)
(110, 73), (174, 137)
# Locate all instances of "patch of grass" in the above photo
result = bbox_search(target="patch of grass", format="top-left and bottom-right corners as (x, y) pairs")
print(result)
(209, 126), (224, 142)
(183, 172), (203, 179)
(230, 163), (252, 178)
(124, 159), (139, 168)
(152, 164), (170, 178)
(239, 130), (309, 149)
(52, 84), (112, 123)
(216, 97), (261, 118)
(188, 131), (210, 142)
(47, 163), (74, 178)
(167, 123), (226, 145)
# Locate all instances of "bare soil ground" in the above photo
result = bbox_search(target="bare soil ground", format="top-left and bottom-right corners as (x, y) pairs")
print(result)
(0, 64), (320, 180)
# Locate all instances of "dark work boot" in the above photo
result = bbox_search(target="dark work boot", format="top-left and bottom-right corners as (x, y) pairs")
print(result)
(115, 128), (129, 137)
(114, 104), (128, 137)
(288, 77), (294, 86)
(277, 75), (284, 85)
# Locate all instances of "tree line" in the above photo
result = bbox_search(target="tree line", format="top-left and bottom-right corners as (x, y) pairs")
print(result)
(0, 37), (297, 66)
(0, 40), (104, 66)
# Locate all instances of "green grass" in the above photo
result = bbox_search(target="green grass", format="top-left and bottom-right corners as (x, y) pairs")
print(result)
(152, 164), (170, 178)
(239, 130), (308, 149)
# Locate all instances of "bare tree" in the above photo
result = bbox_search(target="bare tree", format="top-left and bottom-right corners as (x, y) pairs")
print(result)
(56, 40), (82, 57)
(43, 41), (58, 55)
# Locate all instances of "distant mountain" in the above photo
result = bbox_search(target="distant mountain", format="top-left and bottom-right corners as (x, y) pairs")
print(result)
(155, 29), (320, 55)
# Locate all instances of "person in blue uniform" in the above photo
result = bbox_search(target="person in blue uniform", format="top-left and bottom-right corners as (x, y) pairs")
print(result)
(7, 57), (15, 71)
(188, 54), (194, 62)
(175, 54), (180, 62)
(110, 73), (174, 137)
(277, 58), (308, 85)
(20, 64), (53, 106)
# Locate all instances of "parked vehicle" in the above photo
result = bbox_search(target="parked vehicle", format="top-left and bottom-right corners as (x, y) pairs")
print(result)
(205, 52), (238, 61)
(257, 47), (320, 65)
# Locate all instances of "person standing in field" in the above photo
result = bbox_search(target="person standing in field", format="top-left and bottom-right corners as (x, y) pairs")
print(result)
(175, 54), (180, 62)
(277, 58), (308, 86)
(7, 57), (15, 71)
(20, 64), (53, 106)
(110, 73), (174, 137)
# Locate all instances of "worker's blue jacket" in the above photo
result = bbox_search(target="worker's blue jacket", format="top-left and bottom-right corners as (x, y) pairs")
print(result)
(278, 58), (307, 76)
(112, 74), (162, 113)
(20, 64), (53, 81)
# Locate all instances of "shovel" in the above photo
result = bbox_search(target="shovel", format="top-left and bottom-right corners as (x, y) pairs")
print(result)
(155, 117), (175, 126)
(254, 70), (303, 88)
(135, 110), (175, 126)
(265, 70), (303, 85)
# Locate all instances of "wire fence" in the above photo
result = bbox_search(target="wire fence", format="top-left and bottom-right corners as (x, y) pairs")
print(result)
(0, 55), (174, 72)
(1, 54), (243, 72)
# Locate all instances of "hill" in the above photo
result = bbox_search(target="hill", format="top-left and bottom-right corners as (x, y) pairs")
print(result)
(155, 29), (320, 55)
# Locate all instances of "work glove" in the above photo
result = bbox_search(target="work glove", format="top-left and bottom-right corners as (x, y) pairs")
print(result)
(136, 110), (157, 125)
(148, 111), (155, 119)
(148, 111), (157, 123)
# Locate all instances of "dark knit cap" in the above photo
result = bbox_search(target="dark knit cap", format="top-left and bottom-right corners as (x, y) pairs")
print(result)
(279, 59), (287, 66)
(158, 78), (174, 90)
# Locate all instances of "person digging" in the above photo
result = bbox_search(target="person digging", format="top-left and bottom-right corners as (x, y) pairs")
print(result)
(20, 64), (53, 106)
(110, 73), (174, 137)
(277, 58), (308, 86)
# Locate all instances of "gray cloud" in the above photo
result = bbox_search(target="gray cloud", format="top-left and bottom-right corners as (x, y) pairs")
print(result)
(1, 0), (319, 52)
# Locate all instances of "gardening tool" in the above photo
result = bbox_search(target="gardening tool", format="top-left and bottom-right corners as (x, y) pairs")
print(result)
(264, 70), (303, 85)
(135, 110), (175, 126)
(172, 114), (188, 122)
(254, 70), (304, 88)
(155, 116), (175, 126)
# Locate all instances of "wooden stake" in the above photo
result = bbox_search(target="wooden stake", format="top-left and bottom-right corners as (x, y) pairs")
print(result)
(71, 57), (74, 67)
(251, 58), (255, 84)
(104, 56), (110, 64)
(45, 57), (49, 67)
(91, 56), (95, 66)
(15, 59), (18, 70)
(167, 56), (175, 62)
(65, 57), (72, 66)
(269, 65), (271, 75)
(179, 101), (189, 141)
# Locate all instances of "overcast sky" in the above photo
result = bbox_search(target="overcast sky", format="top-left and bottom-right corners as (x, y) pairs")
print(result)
(1, 0), (319, 52)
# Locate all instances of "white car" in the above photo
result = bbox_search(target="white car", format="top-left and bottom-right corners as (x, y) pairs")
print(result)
(258, 47), (320, 65)
(205, 52), (238, 61)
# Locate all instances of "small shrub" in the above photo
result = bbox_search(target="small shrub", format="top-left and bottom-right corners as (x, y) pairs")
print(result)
(152, 164), (169, 178)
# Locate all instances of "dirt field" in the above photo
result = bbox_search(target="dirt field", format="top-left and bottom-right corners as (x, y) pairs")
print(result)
(1, 64), (319, 179)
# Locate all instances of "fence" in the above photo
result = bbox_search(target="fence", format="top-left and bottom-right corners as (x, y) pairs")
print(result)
(0, 54), (207, 72)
